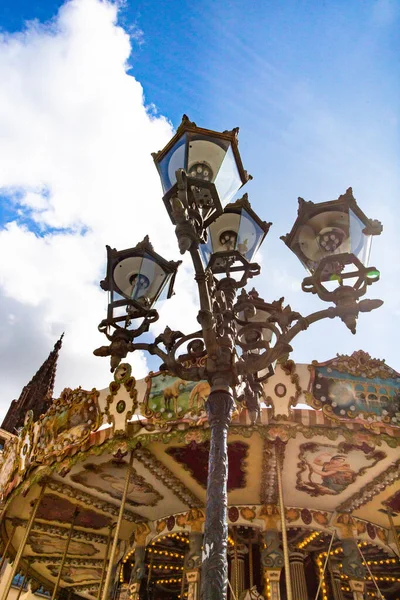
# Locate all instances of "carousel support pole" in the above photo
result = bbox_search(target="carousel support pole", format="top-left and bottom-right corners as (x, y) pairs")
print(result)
(97, 524), (115, 600)
(185, 530), (203, 600)
(357, 545), (384, 600)
(387, 508), (400, 558)
(101, 450), (134, 600)
(248, 530), (253, 589)
(51, 507), (79, 600)
(147, 552), (154, 595)
(314, 530), (335, 600)
(181, 563), (186, 599)
(0, 484), (46, 600)
(0, 523), (17, 572)
(275, 441), (292, 600)
(233, 529), (239, 599)
(15, 568), (28, 600)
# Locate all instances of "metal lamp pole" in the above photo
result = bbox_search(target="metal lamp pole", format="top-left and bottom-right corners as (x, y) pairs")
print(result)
(94, 117), (383, 600)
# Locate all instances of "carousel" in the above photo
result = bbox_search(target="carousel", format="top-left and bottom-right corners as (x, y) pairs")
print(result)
(0, 349), (399, 600)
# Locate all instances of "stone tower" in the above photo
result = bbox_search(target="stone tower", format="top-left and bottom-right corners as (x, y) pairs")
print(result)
(1, 334), (63, 433)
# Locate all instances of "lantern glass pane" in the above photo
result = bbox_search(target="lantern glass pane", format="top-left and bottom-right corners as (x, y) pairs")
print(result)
(349, 208), (372, 267)
(294, 209), (350, 273)
(199, 235), (214, 269)
(237, 209), (265, 262)
(187, 132), (229, 185)
(214, 145), (242, 206)
(112, 253), (168, 308)
(157, 133), (187, 194)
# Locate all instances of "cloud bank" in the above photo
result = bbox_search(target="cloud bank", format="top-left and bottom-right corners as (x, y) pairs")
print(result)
(0, 0), (198, 419)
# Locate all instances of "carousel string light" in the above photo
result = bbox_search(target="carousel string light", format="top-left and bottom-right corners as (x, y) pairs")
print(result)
(297, 530), (321, 549)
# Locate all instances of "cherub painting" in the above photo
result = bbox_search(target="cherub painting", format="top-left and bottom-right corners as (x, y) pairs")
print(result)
(296, 442), (385, 497)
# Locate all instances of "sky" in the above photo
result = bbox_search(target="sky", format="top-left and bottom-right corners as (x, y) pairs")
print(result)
(0, 0), (398, 420)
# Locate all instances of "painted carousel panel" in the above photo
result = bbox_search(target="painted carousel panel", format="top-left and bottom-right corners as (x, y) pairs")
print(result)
(296, 442), (385, 497)
(70, 459), (163, 507)
(46, 564), (103, 584)
(36, 493), (112, 529)
(166, 440), (249, 491)
(307, 351), (400, 428)
(27, 532), (99, 557)
(143, 372), (210, 421)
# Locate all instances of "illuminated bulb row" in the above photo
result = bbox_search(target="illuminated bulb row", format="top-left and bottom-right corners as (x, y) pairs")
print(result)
(321, 547), (342, 557)
(367, 558), (396, 565)
(146, 564), (183, 571)
(123, 549), (135, 563)
(341, 587), (379, 598)
(151, 533), (189, 545)
(156, 578), (182, 584)
(147, 548), (184, 559)
(367, 575), (400, 582)
(316, 553), (329, 600)
(298, 531), (320, 549)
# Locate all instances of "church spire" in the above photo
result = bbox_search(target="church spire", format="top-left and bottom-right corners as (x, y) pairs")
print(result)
(1, 334), (64, 433)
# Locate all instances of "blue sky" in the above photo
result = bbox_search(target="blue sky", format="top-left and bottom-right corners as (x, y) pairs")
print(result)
(0, 0), (398, 417)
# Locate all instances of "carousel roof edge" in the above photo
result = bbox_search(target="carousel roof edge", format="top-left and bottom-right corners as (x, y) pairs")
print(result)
(0, 350), (399, 504)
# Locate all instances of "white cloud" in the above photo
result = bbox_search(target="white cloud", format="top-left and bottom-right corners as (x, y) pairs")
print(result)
(0, 0), (194, 419)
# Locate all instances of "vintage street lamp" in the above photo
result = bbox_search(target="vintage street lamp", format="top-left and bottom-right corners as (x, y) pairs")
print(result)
(95, 116), (383, 600)
(94, 236), (181, 371)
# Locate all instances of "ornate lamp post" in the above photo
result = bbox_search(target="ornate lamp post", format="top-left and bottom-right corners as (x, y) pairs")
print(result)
(94, 115), (383, 600)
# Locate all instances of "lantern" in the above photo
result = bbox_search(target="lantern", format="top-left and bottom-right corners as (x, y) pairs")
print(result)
(199, 194), (271, 273)
(100, 236), (181, 333)
(281, 188), (382, 279)
(152, 115), (250, 228)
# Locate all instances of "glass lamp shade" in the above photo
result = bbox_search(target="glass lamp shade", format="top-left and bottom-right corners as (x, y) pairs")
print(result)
(282, 188), (382, 277)
(101, 237), (180, 327)
(152, 115), (250, 227)
(112, 253), (172, 307)
(199, 194), (271, 271)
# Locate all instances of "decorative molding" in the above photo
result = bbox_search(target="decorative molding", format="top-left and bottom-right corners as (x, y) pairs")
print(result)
(337, 459), (400, 512)
(33, 557), (103, 566)
(31, 520), (109, 543)
(314, 350), (399, 380)
(71, 583), (100, 593)
(105, 363), (138, 435)
(46, 479), (141, 522)
(35, 386), (101, 463)
(135, 446), (202, 508)
(265, 360), (302, 420)
(260, 440), (278, 504)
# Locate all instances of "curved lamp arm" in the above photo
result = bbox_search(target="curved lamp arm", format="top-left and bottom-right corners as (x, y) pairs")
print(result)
(236, 297), (383, 378)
